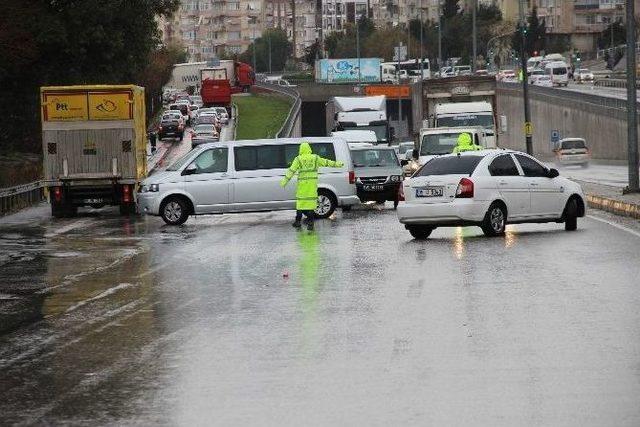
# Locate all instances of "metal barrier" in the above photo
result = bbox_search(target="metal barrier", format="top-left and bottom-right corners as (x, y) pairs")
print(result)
(0, 181), (45, 216)
(255, 83), (301, 138)
(594, 78), (640, 89)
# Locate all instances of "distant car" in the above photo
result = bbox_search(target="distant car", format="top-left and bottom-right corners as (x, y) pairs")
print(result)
(555, 138), (590, 167)
(196, 112), (221, 132)
(191, 124), (219, 148)
(158, 112), (185, 141)
(397, 150), (586, 239)
(212, 107), (230, 124)
(190, 95), (203, 107)
(276, 79), (296, 88)
(528, 68), (546, 85)
(533, 75), (554, 87)
(351, 146), (404, 208)
(574, 68), (594, 83)
(497, 69), (516, 82)
(169, 103), (191, 125)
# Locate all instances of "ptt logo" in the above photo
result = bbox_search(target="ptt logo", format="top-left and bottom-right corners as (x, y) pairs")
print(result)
(55, 101), (69, 111)
(96, 100), (117, 113)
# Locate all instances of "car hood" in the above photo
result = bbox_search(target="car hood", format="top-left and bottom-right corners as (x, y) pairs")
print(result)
(354, 166), (403, 177)
(142, 170), (182, 185)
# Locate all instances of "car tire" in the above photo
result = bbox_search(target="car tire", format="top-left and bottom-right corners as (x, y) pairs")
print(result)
(481, 203), (507, 237)
(160, 197), (189, 225)
(408, 226), (433, 240)
(315, 190), (336, 219)
(564, 199), (578, 231)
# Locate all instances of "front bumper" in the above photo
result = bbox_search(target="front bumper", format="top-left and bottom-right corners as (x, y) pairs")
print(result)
(397, 199), (489, 225)
(137, 192), (162, 215)
(356, 183), (400, 202)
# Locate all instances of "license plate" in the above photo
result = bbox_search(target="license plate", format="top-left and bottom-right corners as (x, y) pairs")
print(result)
(363, 185), (384, 191)
(416, 187), (443, 197)
(84, 198), (104, 204)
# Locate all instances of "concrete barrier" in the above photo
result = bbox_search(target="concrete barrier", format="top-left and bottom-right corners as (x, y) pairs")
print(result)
(496, 82), (637, 161)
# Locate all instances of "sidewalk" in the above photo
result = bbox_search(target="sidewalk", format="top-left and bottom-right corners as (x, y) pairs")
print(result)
(575, 179), (640, 219)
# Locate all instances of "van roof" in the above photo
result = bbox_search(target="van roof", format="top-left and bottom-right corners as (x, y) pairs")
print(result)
(545, 61), (568, 67)
(198, 137), (348, 149)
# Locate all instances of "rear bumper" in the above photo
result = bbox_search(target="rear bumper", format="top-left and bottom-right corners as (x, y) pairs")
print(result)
(557, 155), (589, 165)
(397, 199), (489, 225)
(337, 195), (361, 207)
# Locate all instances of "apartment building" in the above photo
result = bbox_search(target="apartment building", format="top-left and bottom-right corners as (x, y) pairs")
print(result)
(265, 0), (320, 58)
(321, 0), (369, 32)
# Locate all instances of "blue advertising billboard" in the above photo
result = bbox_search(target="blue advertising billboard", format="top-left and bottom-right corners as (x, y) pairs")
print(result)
(315, 58), (381, 84)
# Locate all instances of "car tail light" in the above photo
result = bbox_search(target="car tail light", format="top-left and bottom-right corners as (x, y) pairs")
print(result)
(348, 171), (355, 184)
(455, 178), (474, 198)
(398, 184), (405, 201)
(53, 186), (62, 202)
(158, 126), (163, 131)
(122, 185), (132, 203)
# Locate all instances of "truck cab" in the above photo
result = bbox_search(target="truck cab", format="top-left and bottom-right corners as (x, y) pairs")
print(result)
(433, 101), (496, 148)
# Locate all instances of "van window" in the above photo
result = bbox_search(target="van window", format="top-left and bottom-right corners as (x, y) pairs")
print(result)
(192, 148), (228, 174)
(234, 145), (286, 171)
(284, 143), (336, 166)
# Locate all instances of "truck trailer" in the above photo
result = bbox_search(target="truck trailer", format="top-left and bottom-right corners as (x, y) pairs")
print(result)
(41, 85), (147, 217)
(326, 95), (390, 144)
(411, 75), (498, 146)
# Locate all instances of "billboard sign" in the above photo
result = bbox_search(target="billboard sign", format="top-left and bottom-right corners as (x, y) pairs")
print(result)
(316, 58), (381, 84)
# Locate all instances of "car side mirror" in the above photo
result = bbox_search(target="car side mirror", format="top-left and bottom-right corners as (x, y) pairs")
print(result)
(400, 159), (409, 166)
(182, 163), (197, 176)
(548, 168), (559, 178)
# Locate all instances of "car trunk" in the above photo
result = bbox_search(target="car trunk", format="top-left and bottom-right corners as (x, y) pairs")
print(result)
(405, 174), (467, 204)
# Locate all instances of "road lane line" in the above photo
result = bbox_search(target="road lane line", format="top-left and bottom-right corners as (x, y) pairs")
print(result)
(587, 214), (640, 238)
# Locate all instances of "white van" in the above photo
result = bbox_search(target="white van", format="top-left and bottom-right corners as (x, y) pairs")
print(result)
(138, 137), (360, 225)
(331, 130), (378, 148)
(418, 126), (491, 165)
(545, 61), (569, 87)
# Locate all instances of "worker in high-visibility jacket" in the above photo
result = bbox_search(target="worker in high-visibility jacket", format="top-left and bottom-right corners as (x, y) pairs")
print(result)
(280, 142), (344, 230)
(452, 132), (482, 154)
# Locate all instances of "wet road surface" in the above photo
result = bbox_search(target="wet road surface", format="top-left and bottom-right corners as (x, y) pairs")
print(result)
(1, 205), (640, 425)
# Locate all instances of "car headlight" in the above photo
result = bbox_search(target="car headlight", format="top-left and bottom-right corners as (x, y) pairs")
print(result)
(140, 183), (160, 193)
(389, 175), (403, 182)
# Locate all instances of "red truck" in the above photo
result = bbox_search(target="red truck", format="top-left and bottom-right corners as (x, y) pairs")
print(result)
(200, 61), (255, 113)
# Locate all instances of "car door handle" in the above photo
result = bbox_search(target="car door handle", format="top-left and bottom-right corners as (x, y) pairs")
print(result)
(499, 180), (508, 185)
(530, 182), (539, 186)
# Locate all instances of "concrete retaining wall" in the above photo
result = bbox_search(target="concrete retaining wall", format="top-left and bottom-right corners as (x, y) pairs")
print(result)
(497, 83), (635, 161)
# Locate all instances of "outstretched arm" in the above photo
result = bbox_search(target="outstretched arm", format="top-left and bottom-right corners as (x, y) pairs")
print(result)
(317, 156), (344, 168)
(280, 157), (301, 187)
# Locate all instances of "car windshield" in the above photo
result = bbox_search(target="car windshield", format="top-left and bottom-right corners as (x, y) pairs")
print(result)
(553, 67), (567, 75)
(437, 113), (494, 130)
(578, 69), (590, 73)
(341, 125), (387, 143)
(162, 115), (177, 121)
(415, 155), (483, 176)
(420, 133), (462, 155)
(561, 139), (586, 149)
(195, 125), (215, 133)
(351, 149), (398, 167)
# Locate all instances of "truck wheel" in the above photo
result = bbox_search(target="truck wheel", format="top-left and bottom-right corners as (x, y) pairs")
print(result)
(160, 197), (189, 225)
(119, 203), (136, 216)
(407, 226), (433, 240)
(314, 190), (336, 219)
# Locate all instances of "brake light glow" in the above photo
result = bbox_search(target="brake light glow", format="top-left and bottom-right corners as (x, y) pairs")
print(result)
(348, 171), (355, 184)
(398, 184), (405, 201)
(455, 178), (474, 198)
(53, 186), (62, 202)
(122, 185), (132, 203)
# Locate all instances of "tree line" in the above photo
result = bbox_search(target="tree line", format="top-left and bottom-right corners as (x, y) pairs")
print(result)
(0, 0), (185, 154)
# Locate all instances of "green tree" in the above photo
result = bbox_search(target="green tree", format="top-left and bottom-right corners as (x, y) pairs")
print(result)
(597, 20), (625, 50)
(512, 6), (546, 56)
(443, 0), (460, 19)
(240, 28), (291, 72)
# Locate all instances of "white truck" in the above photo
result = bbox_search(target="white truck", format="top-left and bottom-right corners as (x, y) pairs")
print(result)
(326, 96), (390, 144)
(432, 101), (496, 148)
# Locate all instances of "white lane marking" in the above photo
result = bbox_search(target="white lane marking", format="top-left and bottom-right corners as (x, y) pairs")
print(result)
(587, 214), (640, 238)
(44, 219), (94, 238)
(65, 283), (135, 313)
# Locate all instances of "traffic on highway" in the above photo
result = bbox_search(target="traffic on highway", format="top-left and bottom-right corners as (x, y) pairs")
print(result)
(3, 6), (640, 425)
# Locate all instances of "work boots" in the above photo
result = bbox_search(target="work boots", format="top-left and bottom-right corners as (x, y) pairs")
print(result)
(292, 220), (302, 229)
(303, 217), (314, 231)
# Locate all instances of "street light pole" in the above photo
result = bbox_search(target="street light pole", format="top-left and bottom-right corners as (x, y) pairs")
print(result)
(419, 0), (424, 79)
(519, 0), (533, 155)
(472, 0), (477, 72)
(625, 0), (640, 193)
(438, 0), (442, 71)
(268, 32), (272, 74)
(356, 16), (361, 85)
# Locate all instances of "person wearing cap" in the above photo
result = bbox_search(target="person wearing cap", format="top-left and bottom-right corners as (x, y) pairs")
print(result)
(280, 141), (344, 231)
(452, 132), (482, 154)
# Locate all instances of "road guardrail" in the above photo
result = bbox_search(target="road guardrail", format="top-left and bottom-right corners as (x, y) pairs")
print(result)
(0, 181), (45, 216)
(255, 83), (301, 138)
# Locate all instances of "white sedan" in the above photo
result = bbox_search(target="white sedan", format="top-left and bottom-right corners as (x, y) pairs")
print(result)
(397, 150), (586, 239)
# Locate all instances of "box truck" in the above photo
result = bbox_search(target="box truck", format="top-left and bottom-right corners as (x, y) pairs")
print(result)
(326, 96), (391, 144)
(41, 85), (147, 217)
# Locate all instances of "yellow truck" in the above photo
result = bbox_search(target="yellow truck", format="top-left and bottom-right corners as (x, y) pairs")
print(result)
(40, 85), (147, 217)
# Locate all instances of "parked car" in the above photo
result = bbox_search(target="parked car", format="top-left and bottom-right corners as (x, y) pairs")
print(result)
(351, 146), (404, 208)
(397, 150), (586, 239)
(555, 138), (590, 167)
(158, 112), (185, 141)
(191, 124), (220, 148)
(574, 68), (594, 83)
(138, 137), (360, 225)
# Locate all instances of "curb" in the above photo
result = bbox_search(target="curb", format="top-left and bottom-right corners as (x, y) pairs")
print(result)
(586, 193), (640, 219)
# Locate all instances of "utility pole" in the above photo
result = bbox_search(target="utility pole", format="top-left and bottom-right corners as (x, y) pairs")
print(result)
(397, 40), (403, 141)
(472, 0), (477, 72)
(438, 0), (442, 71)
(268, 32), (272, 74)
(252, 19), (257, 73)
(291, 0), (297, 60)
(625, 0), (640, 193)
(356, 15), (361, 84)
(519, 0), (533, 155)
(419, 0), (424, 79)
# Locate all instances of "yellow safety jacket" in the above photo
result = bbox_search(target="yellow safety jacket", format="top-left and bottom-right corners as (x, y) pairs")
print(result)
(280, 142), (343, 210)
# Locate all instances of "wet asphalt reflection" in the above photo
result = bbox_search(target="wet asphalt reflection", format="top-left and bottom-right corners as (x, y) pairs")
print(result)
(1, 205), (640, 425)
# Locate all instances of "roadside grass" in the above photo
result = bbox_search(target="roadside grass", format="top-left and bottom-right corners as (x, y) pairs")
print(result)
(233, 93), (292, 139)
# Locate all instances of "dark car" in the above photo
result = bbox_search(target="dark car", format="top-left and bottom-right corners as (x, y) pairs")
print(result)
(158, 112), (184, 141)
(351, 147), (404, 208)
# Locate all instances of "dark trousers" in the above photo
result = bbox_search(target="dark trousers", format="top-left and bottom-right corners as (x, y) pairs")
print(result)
(295, 210), (314, 223)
